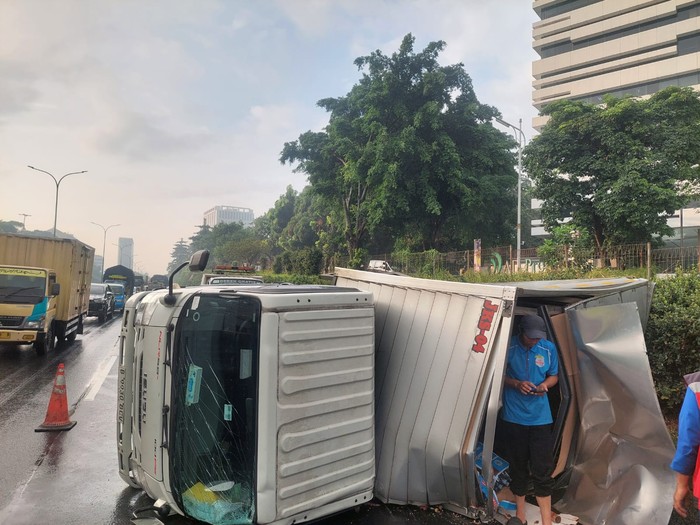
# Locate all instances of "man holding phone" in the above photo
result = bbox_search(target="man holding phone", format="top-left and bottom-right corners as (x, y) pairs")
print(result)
(500, 314), (559, 525)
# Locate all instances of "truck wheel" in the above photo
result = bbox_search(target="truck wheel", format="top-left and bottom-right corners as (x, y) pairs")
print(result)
(34, 324), (55, 356)
(67, 332), (77, 344)
(98, 311), (106, 323)
(55, 324), (67, 346)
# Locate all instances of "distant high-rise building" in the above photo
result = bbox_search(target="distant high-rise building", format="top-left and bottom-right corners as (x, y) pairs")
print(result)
(92, 255), (103, 282)
(533, 0), (700, 131)
(203, 206), (255, 227)
(118, 237), (134, 268)
(531, 1), (700, 240)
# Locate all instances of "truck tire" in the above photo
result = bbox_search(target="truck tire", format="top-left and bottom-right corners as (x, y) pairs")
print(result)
(67, 332), (77, 344)
(98, 309), (106, 323)
(34, 324), (55, 356)
(55, 324), (67, 346)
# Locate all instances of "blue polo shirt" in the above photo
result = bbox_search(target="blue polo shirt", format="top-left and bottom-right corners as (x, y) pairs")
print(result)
(502, 334), (559, 426)
(671, 385), (700, 475)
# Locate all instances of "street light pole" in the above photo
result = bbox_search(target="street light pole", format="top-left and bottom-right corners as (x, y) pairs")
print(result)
(27, 166), (87, 237)
(494, 117), (525, 270)
(19, 213), (31, 230)
(91, 222), (120, 277)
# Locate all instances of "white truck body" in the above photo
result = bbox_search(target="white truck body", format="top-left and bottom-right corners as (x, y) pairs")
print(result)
(118, 268), (674, 525)
(118, 284), (375, 525)
(334, 268), (673, 525)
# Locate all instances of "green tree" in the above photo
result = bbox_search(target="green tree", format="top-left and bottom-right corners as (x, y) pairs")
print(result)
(281, 34), (517, 258)
(253, 185), (298, 255)
(189, 222), (251, 267)
(218, 238), (269, 268)
(0, 221), (21, 233)
(167, 238), (191, 274)
(536, 224), (594, 270)
(524, 87), (700, 249)
(189, 223), (213, 255)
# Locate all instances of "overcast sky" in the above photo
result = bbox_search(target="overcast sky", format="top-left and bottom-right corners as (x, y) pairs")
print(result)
(0, 0), (538, 275)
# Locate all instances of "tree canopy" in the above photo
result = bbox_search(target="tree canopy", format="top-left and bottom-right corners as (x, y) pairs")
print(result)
(280, 33), (518, 260)
(524, 87), (700, 248)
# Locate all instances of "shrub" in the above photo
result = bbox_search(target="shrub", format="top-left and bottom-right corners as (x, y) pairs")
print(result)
(272, 247), (323, 275)
(646, 271), (700, 416)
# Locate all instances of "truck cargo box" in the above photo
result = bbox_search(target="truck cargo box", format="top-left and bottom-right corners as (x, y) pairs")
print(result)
(334, 268), (673, 525)
(0, 233), (94, 353)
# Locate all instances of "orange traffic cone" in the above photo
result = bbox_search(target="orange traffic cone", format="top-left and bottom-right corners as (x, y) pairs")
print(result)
(35, 363), (77, 432)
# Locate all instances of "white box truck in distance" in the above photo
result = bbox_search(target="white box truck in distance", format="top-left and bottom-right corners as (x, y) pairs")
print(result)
(118, 251), (675, 525)
(0, 233), (94, 355)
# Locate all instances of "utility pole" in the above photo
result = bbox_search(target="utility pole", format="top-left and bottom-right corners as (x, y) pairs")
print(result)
(19, 213), (31, 230)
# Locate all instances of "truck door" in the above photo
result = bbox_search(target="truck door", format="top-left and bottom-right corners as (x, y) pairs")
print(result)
(168, 294), (259, 525)
(557, 302), (675, 525)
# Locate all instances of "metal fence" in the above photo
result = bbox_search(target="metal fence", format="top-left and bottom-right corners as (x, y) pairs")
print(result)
(336, 242), (700, 278)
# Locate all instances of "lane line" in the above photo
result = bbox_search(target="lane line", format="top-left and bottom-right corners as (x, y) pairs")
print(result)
(85, 354), (118, 401)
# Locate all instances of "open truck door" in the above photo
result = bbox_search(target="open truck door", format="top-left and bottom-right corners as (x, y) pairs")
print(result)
(549, 299), (675, 524)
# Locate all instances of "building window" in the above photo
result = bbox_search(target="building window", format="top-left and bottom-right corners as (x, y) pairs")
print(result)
(540, 0), (602, 20)
(537, 5), (700, 59)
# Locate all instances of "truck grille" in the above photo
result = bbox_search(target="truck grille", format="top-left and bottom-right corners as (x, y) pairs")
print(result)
(0, 316), (24, 327)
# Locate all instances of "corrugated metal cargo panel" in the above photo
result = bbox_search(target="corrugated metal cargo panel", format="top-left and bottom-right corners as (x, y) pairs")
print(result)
(558, 303), (675, 525)
(276, 306), (375, 519)
(562, 281), (652, 330)
(67, 241), (93, 318)
(334, 269), (512, 508)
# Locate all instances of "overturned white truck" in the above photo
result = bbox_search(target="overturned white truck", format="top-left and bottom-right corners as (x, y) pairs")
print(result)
(117, 254), (674, 525)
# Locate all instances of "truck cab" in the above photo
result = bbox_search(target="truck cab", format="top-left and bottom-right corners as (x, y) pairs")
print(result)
(0, 265), (60, 354)
(118, 282), (375, 525)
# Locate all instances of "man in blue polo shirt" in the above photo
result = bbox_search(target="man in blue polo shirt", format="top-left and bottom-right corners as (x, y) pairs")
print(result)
(501, 314), (559, 525)
(671, 371), (700, 518)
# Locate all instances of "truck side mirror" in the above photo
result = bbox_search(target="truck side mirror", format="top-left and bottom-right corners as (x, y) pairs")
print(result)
(188, 250), (210, 272)
(51, 283), (61, 296)
(164, 250), (210, 306)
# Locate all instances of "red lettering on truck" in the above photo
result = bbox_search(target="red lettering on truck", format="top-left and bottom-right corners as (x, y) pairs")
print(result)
(471, 300), (499, 353)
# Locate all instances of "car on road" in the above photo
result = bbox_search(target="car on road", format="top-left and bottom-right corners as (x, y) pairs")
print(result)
(106, 283), (126, 313)
(88, 283), (114, 323)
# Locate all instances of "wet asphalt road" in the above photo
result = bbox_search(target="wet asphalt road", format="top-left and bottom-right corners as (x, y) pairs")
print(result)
(0, 315), (686, 525)
(0, 315), (478, 525)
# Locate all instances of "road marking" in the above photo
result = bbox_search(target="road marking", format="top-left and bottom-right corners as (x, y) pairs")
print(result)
(85, 355), (118, 401)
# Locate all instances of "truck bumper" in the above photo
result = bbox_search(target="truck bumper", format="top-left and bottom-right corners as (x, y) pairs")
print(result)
(0, 329), (38, 343)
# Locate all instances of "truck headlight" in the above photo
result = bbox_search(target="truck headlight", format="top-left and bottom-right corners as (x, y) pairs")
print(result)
(24, 316), (44, 329)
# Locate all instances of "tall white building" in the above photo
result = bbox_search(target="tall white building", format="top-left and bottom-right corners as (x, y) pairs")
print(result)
(203, 206), (255, 227)
(533, 0), (700, 130)
(92, 255), (103, 282)
(531, 0), (700, 241)
(118, 237), (134, 268)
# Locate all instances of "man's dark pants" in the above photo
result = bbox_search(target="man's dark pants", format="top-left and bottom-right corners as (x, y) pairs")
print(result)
(500, 420), (555, 498)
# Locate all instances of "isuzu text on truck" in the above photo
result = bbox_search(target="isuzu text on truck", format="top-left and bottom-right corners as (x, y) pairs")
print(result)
(0, 233), (94, 355)
(118, 252), (674, 525)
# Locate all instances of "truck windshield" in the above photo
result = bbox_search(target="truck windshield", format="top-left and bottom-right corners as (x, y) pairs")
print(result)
(0, 271), (46, 304)
(108, 284), (124, 295)
(170, 293), (259, 525)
